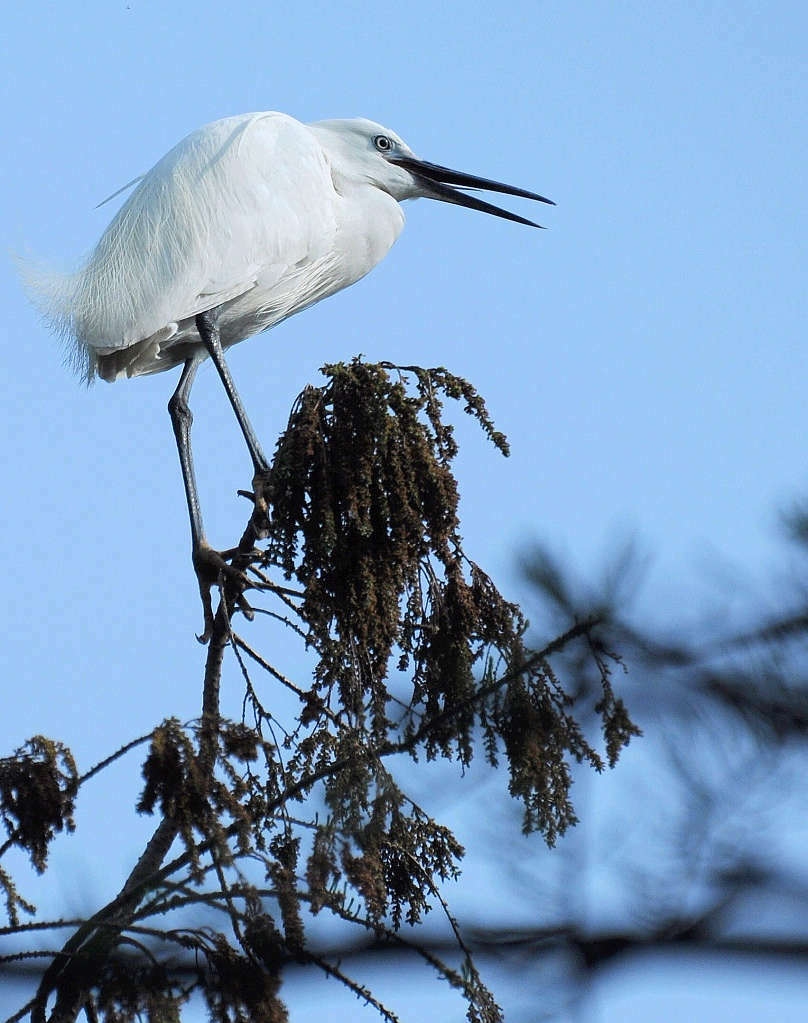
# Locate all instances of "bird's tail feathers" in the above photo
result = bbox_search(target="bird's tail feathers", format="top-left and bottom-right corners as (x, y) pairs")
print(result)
(16, 255), (96, 383)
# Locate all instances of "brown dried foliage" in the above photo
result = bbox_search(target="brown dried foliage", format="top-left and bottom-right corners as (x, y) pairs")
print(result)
(2, 361), (637, 1023)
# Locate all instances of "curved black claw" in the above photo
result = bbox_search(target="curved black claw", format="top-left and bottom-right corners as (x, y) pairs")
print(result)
(192, 542), (254, 644)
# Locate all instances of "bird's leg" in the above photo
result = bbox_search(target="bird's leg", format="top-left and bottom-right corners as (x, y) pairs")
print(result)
(168, 354), (252, 643)
(195, 311), (272, 535)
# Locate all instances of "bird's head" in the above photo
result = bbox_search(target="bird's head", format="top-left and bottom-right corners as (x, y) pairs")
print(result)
(310, 117), (554, 228)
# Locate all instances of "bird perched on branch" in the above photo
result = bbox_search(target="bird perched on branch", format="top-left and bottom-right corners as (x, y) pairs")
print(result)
(24, 110), (553, 640)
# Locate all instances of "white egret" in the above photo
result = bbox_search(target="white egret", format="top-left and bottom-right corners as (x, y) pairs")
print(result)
(26, 111), (553, 638)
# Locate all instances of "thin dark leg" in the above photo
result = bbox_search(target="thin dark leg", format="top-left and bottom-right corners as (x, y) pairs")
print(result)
(168, 353), (206, 552)
(195, 310), (269, 475)
(169, 352), (250, 643)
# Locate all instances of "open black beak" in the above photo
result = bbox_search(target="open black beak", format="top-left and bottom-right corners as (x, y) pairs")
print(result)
(389, 156), (555, 228)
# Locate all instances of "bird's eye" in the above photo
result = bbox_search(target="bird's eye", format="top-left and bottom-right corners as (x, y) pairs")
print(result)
(374, 135), (393, 152)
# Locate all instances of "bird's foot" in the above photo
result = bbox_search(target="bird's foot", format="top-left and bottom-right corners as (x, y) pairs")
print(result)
(193, 541), (254, 644)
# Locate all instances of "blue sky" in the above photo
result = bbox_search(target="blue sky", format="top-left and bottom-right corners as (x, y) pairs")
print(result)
(2, 1), (807, 1019)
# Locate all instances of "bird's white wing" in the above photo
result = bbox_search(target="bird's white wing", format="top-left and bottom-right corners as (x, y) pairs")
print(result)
(65, 112), (341, 353)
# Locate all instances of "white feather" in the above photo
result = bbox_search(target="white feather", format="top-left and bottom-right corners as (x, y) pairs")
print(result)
(23, 109), (549, 384)
(24, 112), (410, 382)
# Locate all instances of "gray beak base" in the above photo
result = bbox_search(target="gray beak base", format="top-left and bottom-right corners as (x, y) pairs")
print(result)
(389, 155), (555, 228)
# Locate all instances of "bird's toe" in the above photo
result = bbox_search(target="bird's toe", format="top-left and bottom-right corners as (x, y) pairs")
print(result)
(192, 542), (254, 643)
